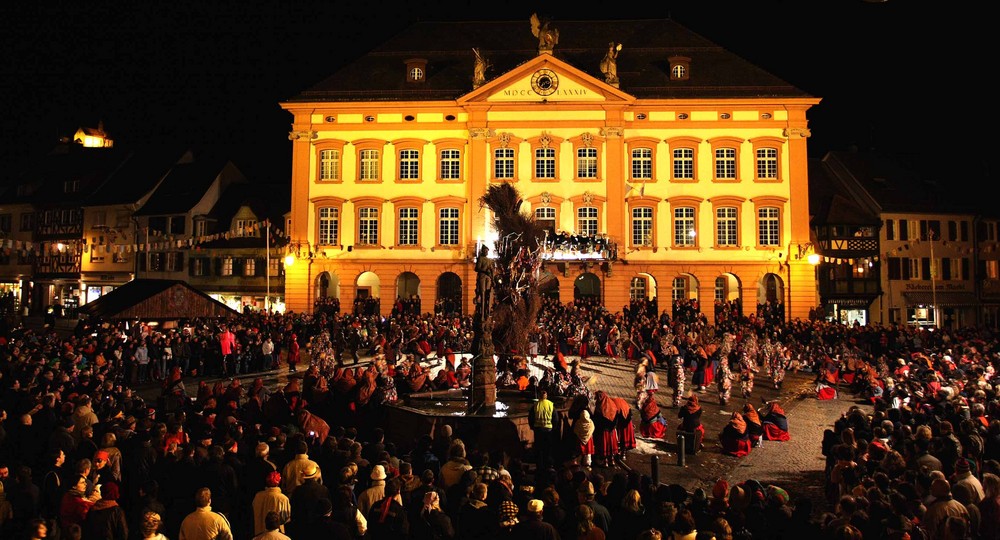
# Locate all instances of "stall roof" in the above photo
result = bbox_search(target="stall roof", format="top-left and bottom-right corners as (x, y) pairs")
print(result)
(77, 279), (240, 321)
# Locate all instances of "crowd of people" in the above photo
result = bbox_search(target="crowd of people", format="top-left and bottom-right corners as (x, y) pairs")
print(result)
(1, 292), (999, 539)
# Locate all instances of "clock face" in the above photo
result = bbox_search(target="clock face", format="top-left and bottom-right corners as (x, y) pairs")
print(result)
(531, 69), (559, 96)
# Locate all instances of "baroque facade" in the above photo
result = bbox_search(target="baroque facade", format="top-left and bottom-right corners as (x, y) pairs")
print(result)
(280, 18), (820, 322)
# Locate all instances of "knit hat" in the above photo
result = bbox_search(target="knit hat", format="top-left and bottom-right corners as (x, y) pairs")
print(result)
(101, 481), (121, 501)
(499, 500), (519, 527)
(712, 478), (730, 500)
(955, 458), (971, 474)
(527, 499), (544, 513)
(94, 450), (110, 461)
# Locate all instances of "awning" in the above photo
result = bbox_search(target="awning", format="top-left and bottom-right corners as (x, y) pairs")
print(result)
(903, 291), (978, 307)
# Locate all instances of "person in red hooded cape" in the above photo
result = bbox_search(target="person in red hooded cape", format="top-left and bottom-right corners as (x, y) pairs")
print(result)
(678, 394), (706, 447)
(612, 395), (637, 454)
(719, 412), (751, 457)
(592, 391), (620, 467)
(761, 400), (790, 441)
(638, 390), (668, 440)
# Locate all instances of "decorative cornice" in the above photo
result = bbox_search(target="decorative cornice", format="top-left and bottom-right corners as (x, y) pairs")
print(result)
(470, 128), (494, 140)
(600, 127), (623, 138)
(783, 127), (811, 139)
(288, 130), (317, 141)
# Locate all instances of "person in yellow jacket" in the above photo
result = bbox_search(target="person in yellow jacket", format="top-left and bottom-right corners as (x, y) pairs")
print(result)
(530, 390), (555, 470)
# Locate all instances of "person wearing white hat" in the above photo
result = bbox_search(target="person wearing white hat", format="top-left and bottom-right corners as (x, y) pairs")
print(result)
(358, 464), (388, 516)
(512, 498), (559, 538)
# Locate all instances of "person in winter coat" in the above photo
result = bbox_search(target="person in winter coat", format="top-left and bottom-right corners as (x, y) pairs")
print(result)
(411, 490), (455, 540)
(84, 481), (128, 540)
(366, 478), (409, 540)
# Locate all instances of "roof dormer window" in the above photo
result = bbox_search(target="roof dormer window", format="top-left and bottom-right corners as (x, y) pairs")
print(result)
(405, 58), (428, 83)
(668, 56), (691, 81)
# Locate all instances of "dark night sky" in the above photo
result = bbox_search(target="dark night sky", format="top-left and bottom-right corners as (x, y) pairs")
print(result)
(0, 1), (989, 185)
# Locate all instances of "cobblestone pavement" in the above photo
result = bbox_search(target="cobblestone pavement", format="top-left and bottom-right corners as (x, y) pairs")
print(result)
(139, 351), (869, 513)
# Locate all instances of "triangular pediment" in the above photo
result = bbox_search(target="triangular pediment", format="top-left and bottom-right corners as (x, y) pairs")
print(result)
(459, 54), (633, 105)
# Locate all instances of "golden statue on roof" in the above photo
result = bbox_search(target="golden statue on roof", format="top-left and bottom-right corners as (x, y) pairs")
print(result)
(530, 13), (559, 54)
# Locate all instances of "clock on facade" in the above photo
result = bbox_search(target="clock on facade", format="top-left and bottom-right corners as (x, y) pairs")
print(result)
(531, 68), (559, 96)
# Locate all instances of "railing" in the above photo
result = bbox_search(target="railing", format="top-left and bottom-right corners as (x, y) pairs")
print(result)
(539, 231), (618, 261)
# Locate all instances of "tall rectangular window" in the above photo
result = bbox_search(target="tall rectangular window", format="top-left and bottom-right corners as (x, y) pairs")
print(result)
(672, 277), (687, 302)
(440, 149), (461, 180)
(398, 207), (419, 246)
(494, 148), (515, 180)
(535, 207), (556, 236)
(222, 257), (234, 276)
(358, 207), (379, 246)
(320, 149), (340, 181)
(360, 149), (380, 181)
(577, 207), (598, 236)
(757, 207), (780, 247)
(318, 207), (339, 245)
(674, 207), (695, 246)
(716, 207), (738, 246)
(576, 147), (597, 178)
(631, 207), (653, 246)
(715, 148), (736, 179)
(439, 208), (459, 245)
(673, 148), (694, 179)
(243, 257), (256, 276)
(755, 148), (778, 179)
(629, 277), (647, 301)
(399, 149), (420, 180)
(535, 148), (556, 179)
(631, 148), (652, 180)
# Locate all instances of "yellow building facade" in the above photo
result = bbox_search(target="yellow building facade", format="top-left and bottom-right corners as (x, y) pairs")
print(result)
(281, 19), (820, 322)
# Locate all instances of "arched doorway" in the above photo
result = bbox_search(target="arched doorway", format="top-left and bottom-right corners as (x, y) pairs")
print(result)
(670, 273), (700, 318)
(395, 272), (421, 315)
(355, 271), (381, 316)
(314, 271), (341, 314)
(629, 273), (658, 316)
(437, 272), (463, 315)
(758, 273), (785, 322)
(538, 270), (560, 301)
(714, 273), (742, 319)
(574, 272), (601, 302)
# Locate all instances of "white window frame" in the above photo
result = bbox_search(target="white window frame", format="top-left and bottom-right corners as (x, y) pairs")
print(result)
(438, 207), (459, 246)
(535, 148), (556, 179)
(440, 149), (461, 180)
(318, 207), (339, 245)
(358, 207), (379, 246)
(673, 148), (694, 180)
(494, 148), (515, 180)
(674, 207), (696, 247)
(398, 207), (419, 246)
(577, 207), (598, 236)
(757, 207), (780, 247)
(399, 149), (420, 180)
(243, 257), (256, 277)
(320, 148), (340, 181)
(631, 148), (652, 180)
(576, 147), (598, 179)
(631, 207), (653, 246)
(716, 207), (738, 247)
(360, 149), (380, 181)
(755, 148), (778, 180)
(715, 147), (737, 179)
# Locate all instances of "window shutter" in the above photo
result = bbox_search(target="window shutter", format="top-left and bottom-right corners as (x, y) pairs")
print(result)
(188, 257), (195, 276)
(256, 257), (265, 276)
(176, 253), (185, 272)
(214, 257), (222, 276)
(921, 258), (931, 280)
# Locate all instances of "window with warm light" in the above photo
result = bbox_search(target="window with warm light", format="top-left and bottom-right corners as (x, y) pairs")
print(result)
(359, 149), (380, 182)
(674, 207), (696, 247)
(398, 149), (420, 180)
(631, 148), (652, 180)
(222, 257), (234, 276)
(577, 207), (598, 236)
(714, 148), (737, 180)
(320, 148), (340, 181)
(672, 148), (694, 180)
(243, 257), (256, 277)
(535, 207), (556, 235)
(630, 277), (647, 300)
(755, 148), (778, 180)
(576, 147), (598, 179)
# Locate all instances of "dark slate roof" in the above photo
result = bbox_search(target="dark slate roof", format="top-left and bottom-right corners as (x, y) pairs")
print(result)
(84, 144), (189, 206)
(134, 151), (238, 216)
(809, 157), (881, 227)
(25, 145), (130, 206)
(76, 279), (239, 320)
(197, 182), (291, 248)
(289, 19), (810, 102)
(822, 151), (979, 216)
